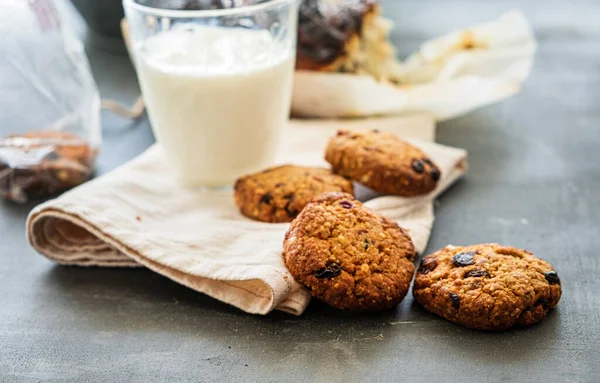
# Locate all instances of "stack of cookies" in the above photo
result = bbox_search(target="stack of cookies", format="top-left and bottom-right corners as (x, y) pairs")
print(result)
(234, 129), (562, 331)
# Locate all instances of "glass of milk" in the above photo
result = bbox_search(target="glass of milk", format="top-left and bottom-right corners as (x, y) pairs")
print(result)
(123, 0), (299, 187)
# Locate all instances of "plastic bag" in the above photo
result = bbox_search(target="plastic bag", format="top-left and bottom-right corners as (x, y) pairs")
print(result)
(0, 0), (100, 203)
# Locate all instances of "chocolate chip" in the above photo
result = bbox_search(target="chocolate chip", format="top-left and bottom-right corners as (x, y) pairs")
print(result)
(422, 157), (433, 165)
(430, 168), (441, 181)
(464, 269), (489, 278)
(544, 271), (560, 285)
(449, 293), (460, 309)
(535, 298), (550, 310)
(297, 0), (365, 64)
(363, 239), (369, 251)
(418, 257), (438, 275)
(284, 194), (298, 218)
(340, 201), (353, 209)
(372, 129), (380, 133)
(183, 0), (204, 10)
(183, 0), (227, 10)
(525, 298), (551, 313)
(285, 205), (299, 218)
(259, 193), (273, 205)
(315, 263), (341, 279)
(45, 152), (60, 161)
(452, 252), (476, 267)
(412, 160), (425, 173)
(275, 182), (285, 188)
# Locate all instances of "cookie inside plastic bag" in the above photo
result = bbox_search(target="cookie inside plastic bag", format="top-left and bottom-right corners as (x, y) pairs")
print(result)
(0, 132), (97, 203)
(0, 0), (101, 203)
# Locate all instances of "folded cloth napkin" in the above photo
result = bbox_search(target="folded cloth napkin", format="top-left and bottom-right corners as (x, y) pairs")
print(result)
(27, 115), (467, 315)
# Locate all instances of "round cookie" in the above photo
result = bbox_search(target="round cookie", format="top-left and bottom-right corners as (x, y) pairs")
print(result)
(283, 192), (415, 310)
(234, 165), (354, 223)
(413, 244), (562, 331)
(325, 129), (441, 196)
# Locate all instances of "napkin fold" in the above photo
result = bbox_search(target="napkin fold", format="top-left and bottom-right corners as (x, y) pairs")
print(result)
(27, 115), (467, 315)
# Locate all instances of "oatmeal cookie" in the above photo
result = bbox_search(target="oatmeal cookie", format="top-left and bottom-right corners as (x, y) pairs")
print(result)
(234, 165), (354, 223)
(413, 244), (562, 331)
(283, 192), (415, 310)
(325, 129), (440, 196)
(0, 131), (96, 203)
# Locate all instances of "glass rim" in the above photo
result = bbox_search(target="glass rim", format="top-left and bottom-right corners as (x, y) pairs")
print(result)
(123, 0), (298, 18)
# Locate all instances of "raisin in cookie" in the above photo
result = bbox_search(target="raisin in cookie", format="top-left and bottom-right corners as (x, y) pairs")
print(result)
(413, 244), (562, 331)
(325, 129), (440, 196)
(283, 192), (415, 310)
(234, 165), (354, 223)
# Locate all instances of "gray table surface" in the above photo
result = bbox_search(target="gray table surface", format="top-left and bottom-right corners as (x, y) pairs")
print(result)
(2, 1), (600, 382)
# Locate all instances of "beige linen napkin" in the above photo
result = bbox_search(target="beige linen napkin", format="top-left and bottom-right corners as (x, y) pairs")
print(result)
(27, 115), (467, 315)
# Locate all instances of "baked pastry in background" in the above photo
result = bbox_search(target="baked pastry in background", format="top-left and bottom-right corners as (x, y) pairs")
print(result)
(297, 0), (403, 83)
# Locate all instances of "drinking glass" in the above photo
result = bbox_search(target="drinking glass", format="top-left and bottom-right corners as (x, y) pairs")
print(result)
(123, 0), (299, 187)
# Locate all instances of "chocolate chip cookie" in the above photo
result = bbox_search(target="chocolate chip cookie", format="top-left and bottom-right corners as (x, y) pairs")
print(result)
(234, 165), (354, 223)
(0, 131), (96, 203)
(283, 192), (415, 310)
(325, 129), (441, 196)
(413, 244), (562, 331)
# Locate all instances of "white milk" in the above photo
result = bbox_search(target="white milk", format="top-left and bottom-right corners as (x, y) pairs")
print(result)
(135, 25), (295, 187)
